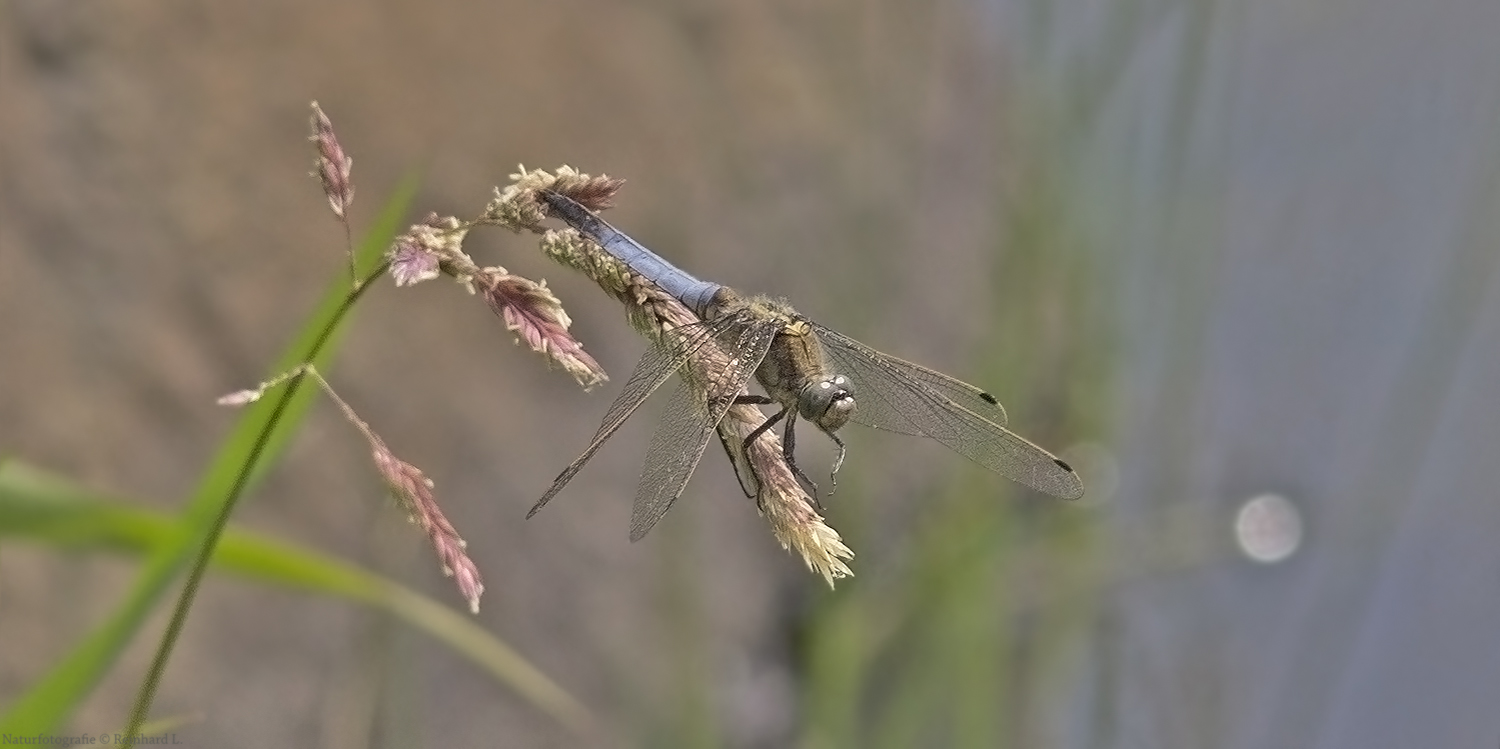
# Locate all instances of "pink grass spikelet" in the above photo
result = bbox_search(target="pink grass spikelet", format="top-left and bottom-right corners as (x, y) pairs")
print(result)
(388, 236), (442, 287)
(370, 437), (486, 613)
(309, 101), (354, 220)
(547, 172), (625, 213)
(484, 165), (626, 232)
(481, 269), (608, 390)
(386, 214), (471, 287)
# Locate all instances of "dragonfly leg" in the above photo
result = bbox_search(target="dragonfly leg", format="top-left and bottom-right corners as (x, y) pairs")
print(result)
(739, 403), (820, 502)
(719, 396), (789, 501)
(826, 432), (846, 495)
(734, 397), (825, 504)
(741, 405), (785, 453)
(781, 416), (825, 510)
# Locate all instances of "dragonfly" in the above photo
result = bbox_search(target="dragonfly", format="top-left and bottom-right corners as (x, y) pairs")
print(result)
(529, 190), (1083, 540)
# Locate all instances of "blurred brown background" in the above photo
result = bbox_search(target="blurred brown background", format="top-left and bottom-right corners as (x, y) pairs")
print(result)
(5, 0), (1500, 747)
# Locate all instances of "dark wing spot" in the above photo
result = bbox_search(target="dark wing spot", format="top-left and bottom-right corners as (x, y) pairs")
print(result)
(1054, 458), (1075, 472)
(980, 391), (999, 405)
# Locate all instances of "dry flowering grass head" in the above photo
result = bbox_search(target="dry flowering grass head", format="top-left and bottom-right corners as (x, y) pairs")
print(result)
(717, 403), (854, 583)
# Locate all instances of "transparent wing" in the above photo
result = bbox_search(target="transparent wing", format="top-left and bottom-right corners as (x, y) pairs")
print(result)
(529, 315), (740, 518)
(815, 325), (1083, 499)
(629, 315), (779, 540)
(813, 325), (1009, 431)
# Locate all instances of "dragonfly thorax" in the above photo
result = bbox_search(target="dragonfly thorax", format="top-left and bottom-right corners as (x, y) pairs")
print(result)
(799, 375), (856, 434)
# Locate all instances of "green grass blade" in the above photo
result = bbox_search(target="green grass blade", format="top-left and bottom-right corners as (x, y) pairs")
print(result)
(0, 177), (418, 735)
(0, 459), (590, 732)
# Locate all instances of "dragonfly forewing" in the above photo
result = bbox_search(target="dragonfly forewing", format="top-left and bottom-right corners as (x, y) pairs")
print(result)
(817, 326), (1083, 499)
(815, 325), (1010, 431)
(627, 316), (779, 540)
(529, 315), (740, 519)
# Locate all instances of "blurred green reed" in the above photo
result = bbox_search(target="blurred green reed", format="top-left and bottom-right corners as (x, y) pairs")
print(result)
(623, 1), (1132, 745)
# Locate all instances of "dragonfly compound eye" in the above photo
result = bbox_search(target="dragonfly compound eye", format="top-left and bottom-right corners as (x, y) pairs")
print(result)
(802, 375), (856, 432)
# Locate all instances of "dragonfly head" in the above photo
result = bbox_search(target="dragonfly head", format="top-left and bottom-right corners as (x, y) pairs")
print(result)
(800, 375), (856, 433)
